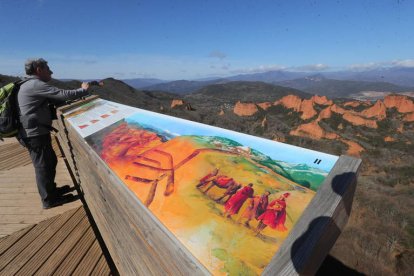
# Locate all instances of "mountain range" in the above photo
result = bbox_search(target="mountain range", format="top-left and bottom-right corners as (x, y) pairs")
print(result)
(122, 67), (414, 98)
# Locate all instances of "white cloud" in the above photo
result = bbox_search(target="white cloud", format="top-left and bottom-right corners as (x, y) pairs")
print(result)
(390, 59), (414, 67)
(230, 64), (286, 74)
(291, 63), (330, 71)
(348, 59), (414, 71)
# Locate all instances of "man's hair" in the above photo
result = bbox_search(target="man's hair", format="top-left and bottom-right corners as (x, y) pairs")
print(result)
(25, 58), (48, 75)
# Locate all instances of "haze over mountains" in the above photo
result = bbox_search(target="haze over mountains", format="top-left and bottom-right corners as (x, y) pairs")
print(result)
(122, 67), (414, 99)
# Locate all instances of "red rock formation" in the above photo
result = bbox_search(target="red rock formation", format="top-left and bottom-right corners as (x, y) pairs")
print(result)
(384, 95), (414, 113)
(344, 101), (362, 108)
(257, 102), (272, 110)
(404, 112), (414, 122)
(218, 109), (224, 116)
(275, 95), (317, 120)
(360, 100), (387, 120)
(311, 95), (333, 106)
(300, 99), (318, 120)
(233, 101), (258, 116)
(340, 139), (364, 157)
(290, 121), (339, 140)
(384, 136), (395, 142)
(171, 99), (185, 108)
(330, 104), (347, 114)
(342, 113), (378, 128)
(317, 106), (332, 121)
(274, 95), (302, 110)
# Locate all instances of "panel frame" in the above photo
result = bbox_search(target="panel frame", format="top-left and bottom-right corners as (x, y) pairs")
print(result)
(56, 97), (361, 275)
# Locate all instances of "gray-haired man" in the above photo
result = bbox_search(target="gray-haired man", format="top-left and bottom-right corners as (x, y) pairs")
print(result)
(17, 58), (89, 209)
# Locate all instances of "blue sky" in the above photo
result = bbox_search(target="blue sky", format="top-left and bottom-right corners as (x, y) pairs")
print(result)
(1, 0), (413, 79)
(125, 109), (338, 172)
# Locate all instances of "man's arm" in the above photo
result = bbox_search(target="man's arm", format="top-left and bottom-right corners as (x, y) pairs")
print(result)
(36, 81), (90, 102)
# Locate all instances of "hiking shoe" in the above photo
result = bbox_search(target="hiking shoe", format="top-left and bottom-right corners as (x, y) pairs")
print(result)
(56, 185), (75, 195)
(43, 194), (79, 209)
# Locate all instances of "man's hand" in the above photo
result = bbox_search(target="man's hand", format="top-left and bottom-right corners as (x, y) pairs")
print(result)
(81, 82), (90, 90)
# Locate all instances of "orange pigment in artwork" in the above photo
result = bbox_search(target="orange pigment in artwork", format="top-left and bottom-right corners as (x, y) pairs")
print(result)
(96, 122), (316, 275)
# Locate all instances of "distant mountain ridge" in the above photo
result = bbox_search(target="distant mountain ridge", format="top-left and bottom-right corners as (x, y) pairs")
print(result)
(276, 76), (413, 98)
(122, 67), (414, 97)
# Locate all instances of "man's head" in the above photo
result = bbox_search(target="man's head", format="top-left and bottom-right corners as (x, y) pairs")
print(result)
(25, 58), (53, 82)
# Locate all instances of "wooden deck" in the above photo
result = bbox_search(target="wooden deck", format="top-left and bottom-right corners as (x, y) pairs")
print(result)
(0, 137), (116, 275)
(0, 138), (81, 238)
(0, 206), (112, 275)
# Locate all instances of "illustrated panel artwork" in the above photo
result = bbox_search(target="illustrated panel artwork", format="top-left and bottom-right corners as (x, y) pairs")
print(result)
(64, 99), (339, 275)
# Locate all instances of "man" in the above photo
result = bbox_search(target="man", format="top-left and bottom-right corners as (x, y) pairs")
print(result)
(17, 58), (90, 209)
(223, 183), (254, 219)
(238, 191), (270, 227)
(255, 192), (290, 235)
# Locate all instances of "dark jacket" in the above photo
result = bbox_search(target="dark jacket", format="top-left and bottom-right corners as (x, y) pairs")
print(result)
(17, 76), (88, 138)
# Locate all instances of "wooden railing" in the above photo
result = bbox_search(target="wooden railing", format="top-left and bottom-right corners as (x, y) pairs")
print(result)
(54, 96), (361, 275)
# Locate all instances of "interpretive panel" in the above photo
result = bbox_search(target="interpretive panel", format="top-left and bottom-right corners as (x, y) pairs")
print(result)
(64, 99), (339, 275)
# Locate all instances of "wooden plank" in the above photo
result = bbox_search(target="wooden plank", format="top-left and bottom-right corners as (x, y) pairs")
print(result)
(67, 124), (209, 275)
(0, 193), (38, 200)
(34, 216), (90, 276)
(14, 207), (85, 276)
(72, 239), (102, 275)
(0, 215), (58, 270)
(91, 255), (112, 276)
(0, 225), (34, 255)
(0, 224), (33, 238)
(0, 208), (78, 274)
(52, 227), (95, 275)
(262, 155), (361, 275)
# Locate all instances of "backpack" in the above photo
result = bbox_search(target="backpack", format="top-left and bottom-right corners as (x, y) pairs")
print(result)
(0, 80), (25, 140)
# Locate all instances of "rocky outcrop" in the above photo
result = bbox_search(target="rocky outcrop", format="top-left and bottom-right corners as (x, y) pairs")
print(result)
(290, 121), (339, 140)
(361, 100), (387, 120)
(330, 104), (347, 115)
(218, 109), (224, 116)
(171, 99), (185, 108)
(275, 95), (302, 110)
(300, 99), (318, 120)
(384, 136), (395, 142)
(171, 100), (194, 110)
(257, 102), (272, 110)
(340, 139), (364, 157)
(317, 106), (332, 121)
(342, 113), (378, 128)
(311, 95), (333, 106)
(383, 95), (414, 113)
(344, 101), (362, 108)
(275, 95), (317, 120)
(233, 101), (258, 116)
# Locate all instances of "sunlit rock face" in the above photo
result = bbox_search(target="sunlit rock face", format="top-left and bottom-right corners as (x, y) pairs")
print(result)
(233, 101), (258, 116)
